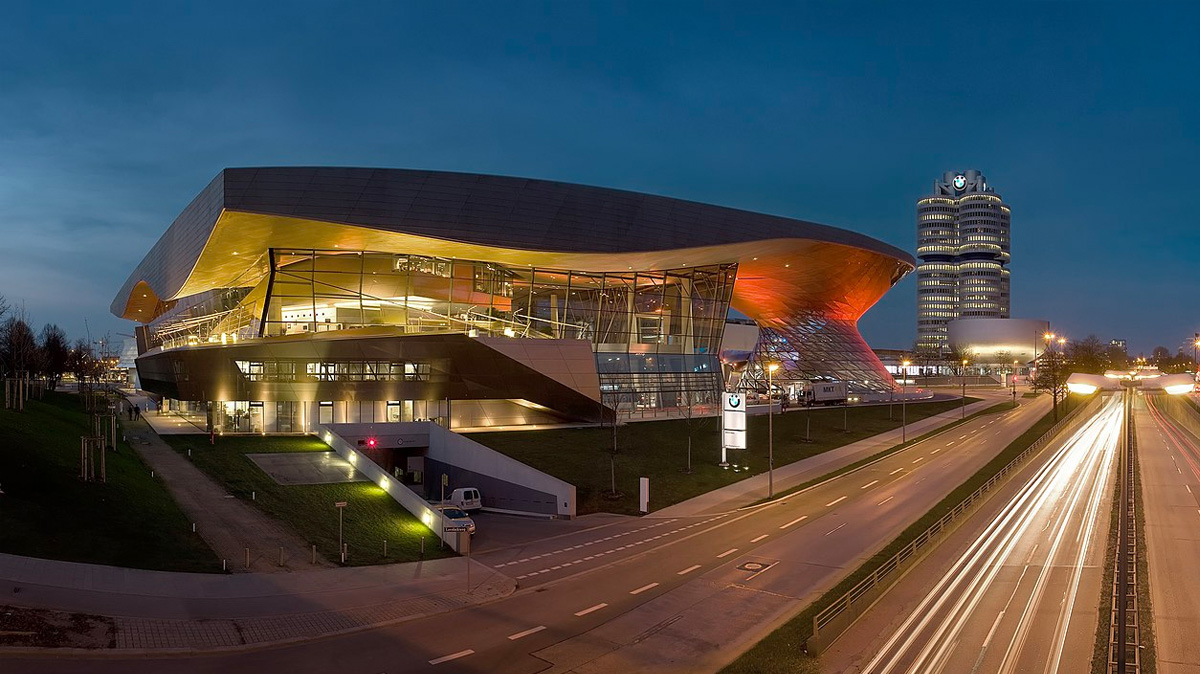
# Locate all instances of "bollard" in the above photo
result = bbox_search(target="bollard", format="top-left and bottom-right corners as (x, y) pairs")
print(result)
(252, 491), (256, 501)
(312, 544), (316, 565)
(187, 449), (191, 458)
(192, 522), (196, 533)
(245, 547), (250, 569)
(279, 546), (284, 567)
(222, 559), (227, 572)
(421, 536), (425, 557)
(383, 539), (387, 557)
(151, 470), (154, 478)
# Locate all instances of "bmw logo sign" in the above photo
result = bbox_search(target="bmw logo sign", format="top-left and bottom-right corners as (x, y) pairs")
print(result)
(727, 395), (742, 408)
(952, 174), (967, 191)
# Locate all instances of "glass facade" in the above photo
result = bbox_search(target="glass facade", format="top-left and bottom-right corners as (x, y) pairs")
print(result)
(149, 248), (736, 414)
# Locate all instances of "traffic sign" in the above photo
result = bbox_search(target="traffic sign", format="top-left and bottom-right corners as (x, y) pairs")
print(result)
(444, 524), (468, 532)
(335, 501), (348, 508)
(442, 473), (449, 487)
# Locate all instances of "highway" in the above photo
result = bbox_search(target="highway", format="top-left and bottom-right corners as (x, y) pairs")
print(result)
(1140, 394), (1200, 673)
(827, 393), (1121, 674)
(0, 393), (1049, 674)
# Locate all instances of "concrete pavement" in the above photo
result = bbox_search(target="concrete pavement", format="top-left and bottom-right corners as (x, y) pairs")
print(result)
(0, 552), (514, 650)
(822, 394), (1117, 674)
(1141, 395), (1200, 673)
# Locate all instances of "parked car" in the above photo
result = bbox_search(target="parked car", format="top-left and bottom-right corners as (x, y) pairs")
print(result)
(447, 487), (482, 511)
(437, 506), (477, 536)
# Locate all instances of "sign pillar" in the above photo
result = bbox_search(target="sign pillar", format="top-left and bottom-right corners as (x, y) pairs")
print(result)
(639, 477), (650, 513)
(721, 392), (747, 466)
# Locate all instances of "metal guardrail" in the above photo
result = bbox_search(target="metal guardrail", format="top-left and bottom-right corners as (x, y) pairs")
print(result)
(1109, 391), (1141, 673)
(808, 394), (1103, 646)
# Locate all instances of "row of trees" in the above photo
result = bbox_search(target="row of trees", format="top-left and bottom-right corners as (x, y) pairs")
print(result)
(0, 294), (109, 389)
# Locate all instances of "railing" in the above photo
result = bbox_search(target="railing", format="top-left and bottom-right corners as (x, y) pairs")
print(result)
(806, 393), (1104, 652)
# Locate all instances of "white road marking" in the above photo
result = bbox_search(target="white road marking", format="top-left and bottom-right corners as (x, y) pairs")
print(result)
(717, 548), (739, 558)
(1187, 485), (1193, 494)
(912, 457), (924, 463)
(889, 468), (904, 475)
(931, 449), (941, 455)
(824, 523), (847, 536)
(861, 480), (879, 489)
(878, 496), (895, 506)
(825, 496), (848, 507)
(630, 582), (659, 595)
(959, 435), (967, 440)
(678, 564), (702, 575)
(751, 534), (769, 543)
(429, 649), (474, 664)
(780, 515), (808, 529)
(574, 603), (608, 616)
(508, 626), (546, 640)
(947, 441), (955, 446)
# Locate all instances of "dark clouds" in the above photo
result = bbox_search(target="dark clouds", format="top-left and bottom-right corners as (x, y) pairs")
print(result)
(0, 3), (1197, 354)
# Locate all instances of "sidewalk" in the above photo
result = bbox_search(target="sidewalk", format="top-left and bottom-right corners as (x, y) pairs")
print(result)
(653, 394), (1005, 517)
(0, 552), (514, 650)
(121, 393), (332, 572)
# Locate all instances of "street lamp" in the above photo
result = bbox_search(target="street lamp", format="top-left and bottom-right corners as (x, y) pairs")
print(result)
(767, 363), (779, 498)
(901, 359), (910, 442)
(1058, 337), (1067, 414)
(961, 358), (969, 418)
(1012, 359), (1019, 407)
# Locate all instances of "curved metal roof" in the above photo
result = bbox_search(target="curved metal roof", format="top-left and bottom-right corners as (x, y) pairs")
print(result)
(112, 167), (914, 322)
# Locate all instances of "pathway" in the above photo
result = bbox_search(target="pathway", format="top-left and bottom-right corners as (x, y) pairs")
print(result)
(121, 394), (333, 572)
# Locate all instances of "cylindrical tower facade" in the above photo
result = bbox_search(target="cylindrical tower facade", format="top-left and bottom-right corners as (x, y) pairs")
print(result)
(915, 170), (1010, 354)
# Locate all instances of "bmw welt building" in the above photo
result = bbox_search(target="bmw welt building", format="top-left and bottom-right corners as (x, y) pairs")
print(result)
(112, 168), (913, 433)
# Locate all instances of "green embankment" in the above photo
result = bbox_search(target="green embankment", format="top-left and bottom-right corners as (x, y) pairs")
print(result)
(0, 392), (217, 572)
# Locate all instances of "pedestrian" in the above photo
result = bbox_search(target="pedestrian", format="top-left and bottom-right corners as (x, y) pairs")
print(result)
(127, 404), (133, 421)
(134, 404), (141, 420)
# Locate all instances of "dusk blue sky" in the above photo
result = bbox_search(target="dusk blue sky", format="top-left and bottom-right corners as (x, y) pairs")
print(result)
(1, 3), (1197, 355)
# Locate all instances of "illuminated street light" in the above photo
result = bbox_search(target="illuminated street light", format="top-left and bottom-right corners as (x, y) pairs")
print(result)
(901, 359), (911, 442)
(961, 358), (969, 418)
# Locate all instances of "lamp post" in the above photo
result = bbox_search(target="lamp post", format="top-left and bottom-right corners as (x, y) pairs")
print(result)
(1012, 359), (1019, 408)
(767, 363), (779, 498)
(1058, 337), (1067, 414)
(901, 359), (910, 442)
(961, 358), (968, 418)
(1193, 334), (1199, 374)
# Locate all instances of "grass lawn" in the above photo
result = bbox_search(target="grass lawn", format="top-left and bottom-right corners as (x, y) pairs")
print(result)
(469, 397), (979, 516)
(0, 392), (217, 572)
(165, 435), (455, 565)
(720, 394), (1087, 674)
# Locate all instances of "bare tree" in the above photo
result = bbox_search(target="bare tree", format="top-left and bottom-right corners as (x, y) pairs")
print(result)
(40, 324), (70, 391)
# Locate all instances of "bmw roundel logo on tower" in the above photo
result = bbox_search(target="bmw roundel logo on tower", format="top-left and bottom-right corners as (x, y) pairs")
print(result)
(952, 174), (967, 191)
(727, 394), (742, 409)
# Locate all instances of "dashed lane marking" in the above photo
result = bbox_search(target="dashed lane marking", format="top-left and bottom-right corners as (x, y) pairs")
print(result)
(889, 468), (904, 475)
(751, 534), (769, 543)
(430, 650), (474, 665)
(678, 564), (702, 575)
(878, 496), (895, 506)
(861, 480), (879, 489)
(825, 496), (848, 507)
(508, 626), (546, 640)
(717, 548), (738, 558)
(780, 515), (808, 529)
(825, 523), (847, 536)
(630, 583), (659, 595)
(574, 603), (608, 617)
(912, 457), (924, 463)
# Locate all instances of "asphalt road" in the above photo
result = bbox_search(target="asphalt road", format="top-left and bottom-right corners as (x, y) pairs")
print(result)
(1140, 395), (1200, 673)
(0, 392), (1048, 674)
(825, 393), (1121, 674)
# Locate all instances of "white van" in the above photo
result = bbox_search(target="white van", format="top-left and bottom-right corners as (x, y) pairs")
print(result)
(448, 487), (482, 511)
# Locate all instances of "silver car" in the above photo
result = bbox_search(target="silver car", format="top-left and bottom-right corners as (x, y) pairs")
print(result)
(438, 506), (476, 536)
